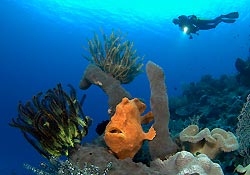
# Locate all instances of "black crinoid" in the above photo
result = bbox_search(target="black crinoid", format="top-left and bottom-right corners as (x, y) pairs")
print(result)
(10, 84), (92, 159)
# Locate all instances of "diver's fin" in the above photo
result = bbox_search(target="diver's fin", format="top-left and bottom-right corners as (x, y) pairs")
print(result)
(222, 12), (239, 19)
(222, 19), (236, 23)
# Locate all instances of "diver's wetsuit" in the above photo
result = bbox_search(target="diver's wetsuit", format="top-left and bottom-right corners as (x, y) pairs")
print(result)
(173, 12), (239, 39)
(191, 12), (238, 30)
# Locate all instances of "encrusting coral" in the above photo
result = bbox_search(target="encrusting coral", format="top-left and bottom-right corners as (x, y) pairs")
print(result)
(83, 30), (144, 84)
(104, 97), (156, 159)
(9, 84), (92, 158)
(180, 124), (239, 159)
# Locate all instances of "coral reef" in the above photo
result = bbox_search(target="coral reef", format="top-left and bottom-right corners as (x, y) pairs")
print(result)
(235, 57), (250, 87)
(83, 30), (143, 84)
(146, 61), (178, 160)
(169, 74), (250, 134)
(104, 97), (156, 159)
(180, 125), (239, 159)
(9, 84), (92, 158)
(80, 64), (131, 116)
(9, 60), (234, 175)
(236, 94), (250, 166)
(167, 73), (250, 174)
(67, 61), (225, 174)
(11, 27), (248, 174)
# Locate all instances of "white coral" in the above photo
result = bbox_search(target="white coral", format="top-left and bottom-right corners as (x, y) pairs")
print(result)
(151, 151), (224, 175)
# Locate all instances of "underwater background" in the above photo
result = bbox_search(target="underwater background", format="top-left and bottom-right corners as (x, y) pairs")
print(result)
(1, 0), (250, 174)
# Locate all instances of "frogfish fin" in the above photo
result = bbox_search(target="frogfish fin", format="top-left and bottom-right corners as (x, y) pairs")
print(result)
(145, 126), (156, 140)
(141, 111), (154, 124)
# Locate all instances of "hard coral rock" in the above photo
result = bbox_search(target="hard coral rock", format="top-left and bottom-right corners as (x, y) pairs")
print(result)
(179, 125), (239, 159)
(104, 97), (156, 159)
(151, 151), (224, 175)
(235, 164), (250, 175)
(70, 144), (223, 175)
(69, 144), (159, 175)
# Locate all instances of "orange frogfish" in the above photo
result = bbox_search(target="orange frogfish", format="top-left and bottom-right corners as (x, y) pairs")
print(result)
(104, 97), (156, 159)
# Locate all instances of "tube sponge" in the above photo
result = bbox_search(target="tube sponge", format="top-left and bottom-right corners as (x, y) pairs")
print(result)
(79, 64), (131, 116)
(146, 61), (178, 160)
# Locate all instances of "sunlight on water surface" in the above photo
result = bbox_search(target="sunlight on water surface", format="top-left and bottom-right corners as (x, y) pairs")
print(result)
(18, 0), (249, 30)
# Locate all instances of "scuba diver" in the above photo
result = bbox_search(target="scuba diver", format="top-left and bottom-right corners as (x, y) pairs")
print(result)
(172, 12), (239, 39)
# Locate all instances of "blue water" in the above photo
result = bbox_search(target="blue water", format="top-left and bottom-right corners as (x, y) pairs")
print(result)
(1, 0), (250, 174)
